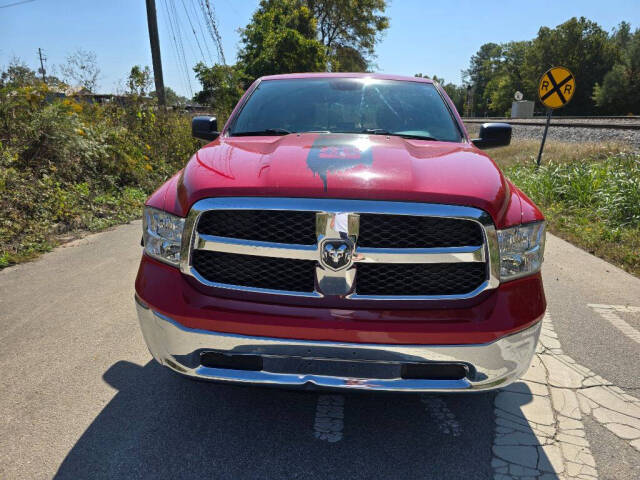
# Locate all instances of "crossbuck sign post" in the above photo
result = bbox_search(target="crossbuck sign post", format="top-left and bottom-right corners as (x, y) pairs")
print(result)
(536, 66), (576, 166)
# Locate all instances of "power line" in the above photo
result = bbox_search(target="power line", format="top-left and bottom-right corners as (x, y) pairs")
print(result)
(196, 0), (217, 61)
(0, 0), (37, 9)
(170, 0), (191, 60)
(160, 0), (224, 97)
(180, 0), (208, 65)
(189, 0), (215, 65)
(170, 0), (194, 96)
(168, 0), (193, 96)
(198, 0), (226, 65)
(162, 0), (192, 97)
(206, 0), (226, 65)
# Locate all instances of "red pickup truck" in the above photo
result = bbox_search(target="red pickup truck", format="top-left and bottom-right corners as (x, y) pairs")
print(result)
(134, 73), (546, 392)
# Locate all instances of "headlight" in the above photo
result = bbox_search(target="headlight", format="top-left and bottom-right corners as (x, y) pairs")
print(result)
(497, 221), (546, 281)
(143, 207), (185, 266)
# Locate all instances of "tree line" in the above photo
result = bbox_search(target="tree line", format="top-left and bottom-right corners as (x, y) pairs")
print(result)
(195, 7), (638, 119)
(4, 3), (637, 119)
(1, 49), (188, 106)
(460, 18), (640, 116)
(193, 0), (389, 120)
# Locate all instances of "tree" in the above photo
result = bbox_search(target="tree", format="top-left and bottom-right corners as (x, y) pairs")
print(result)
(126, 65), (152, 96)
(151, 87), (189, 107)
(592, 64), (632, 113)
(332, 45), (368, 72)
(193, 63), (248, 121)
(60, 49), (100, 92)
(237, 0), (328, 81)
(463, 18), (622, 115)
(0, 59), (39, 87)
(522, 17), (617, 115)
(481, 41), (530, 115)
(442, 83), (467, 115)
(593, 26), (640, 114)
(463, 43), (503, 116)
(414, 73), (466, 114)
(305, 0), (389, 71)
(611, 21), (632, 51)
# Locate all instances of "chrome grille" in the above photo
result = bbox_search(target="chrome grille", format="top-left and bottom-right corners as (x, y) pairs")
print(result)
(181, 198), (500, 301)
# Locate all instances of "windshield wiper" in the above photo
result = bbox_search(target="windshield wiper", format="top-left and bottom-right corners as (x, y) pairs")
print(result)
(361, 128), (438, 141)
(231, 128), (293, 136)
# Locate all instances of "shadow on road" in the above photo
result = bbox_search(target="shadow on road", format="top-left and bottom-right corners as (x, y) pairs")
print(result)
(53, 360), (554, 479)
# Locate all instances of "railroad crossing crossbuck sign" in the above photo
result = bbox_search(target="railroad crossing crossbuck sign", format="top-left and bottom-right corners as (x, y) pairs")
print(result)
(538, 66), (575, 109)
(535, 66), (577, 166)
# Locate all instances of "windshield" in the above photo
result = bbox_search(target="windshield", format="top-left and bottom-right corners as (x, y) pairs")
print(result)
(229, 78), (462, 142)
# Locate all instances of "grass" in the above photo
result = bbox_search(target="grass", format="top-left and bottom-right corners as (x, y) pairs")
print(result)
(0, 186), (148, 268)
(487, 138), (635, 168)
(489, 139), (640, 277)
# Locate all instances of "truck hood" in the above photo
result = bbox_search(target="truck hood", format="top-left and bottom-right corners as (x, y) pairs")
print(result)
(173, 133), (511, 223)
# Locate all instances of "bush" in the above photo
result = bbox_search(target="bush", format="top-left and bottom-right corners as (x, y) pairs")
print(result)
(0, 83), (200, 267)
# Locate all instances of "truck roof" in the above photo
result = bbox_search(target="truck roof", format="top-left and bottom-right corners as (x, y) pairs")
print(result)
(258, 72), (434, 83)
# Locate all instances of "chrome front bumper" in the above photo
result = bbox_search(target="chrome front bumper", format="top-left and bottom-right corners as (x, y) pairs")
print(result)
(136, 297), (541, 393)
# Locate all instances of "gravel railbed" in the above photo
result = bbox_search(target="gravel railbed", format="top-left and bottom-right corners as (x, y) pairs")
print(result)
(464, 123), (640, 147)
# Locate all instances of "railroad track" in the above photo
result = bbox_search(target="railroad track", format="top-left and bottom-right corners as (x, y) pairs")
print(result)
(463, 117), (640, 130)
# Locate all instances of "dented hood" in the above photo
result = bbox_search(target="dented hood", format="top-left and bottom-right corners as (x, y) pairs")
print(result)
(173, 133), (511, 222)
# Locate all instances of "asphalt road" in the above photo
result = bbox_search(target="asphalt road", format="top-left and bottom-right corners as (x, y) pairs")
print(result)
(1, 220), (639, 480)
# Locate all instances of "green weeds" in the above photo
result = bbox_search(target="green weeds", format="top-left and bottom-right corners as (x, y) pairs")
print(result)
(503, 153), (640, 276)
(0, 84), (200, 267)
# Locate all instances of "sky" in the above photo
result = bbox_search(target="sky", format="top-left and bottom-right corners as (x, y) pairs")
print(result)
(1, 0), (639, 97)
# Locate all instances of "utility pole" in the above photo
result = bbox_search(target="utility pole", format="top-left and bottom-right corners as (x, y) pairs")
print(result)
(145, 0), (166, 107)
(37, 48), (46, 83)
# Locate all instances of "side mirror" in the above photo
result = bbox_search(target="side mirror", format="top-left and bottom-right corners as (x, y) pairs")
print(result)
(192, 116), (219, 141)
(472, 123), (512, 149)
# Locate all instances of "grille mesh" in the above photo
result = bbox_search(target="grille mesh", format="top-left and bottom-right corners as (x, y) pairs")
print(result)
(192, 208), (489, 297)
(192, 250), (316, 292)
(355, 263), (486, 296)
(197, 210), (316, 245)
(358, 214), (483, 248)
